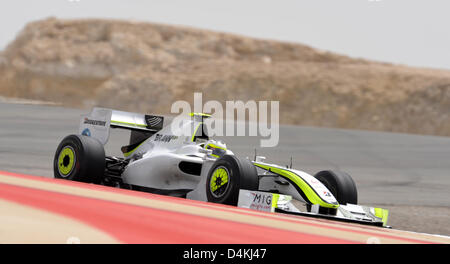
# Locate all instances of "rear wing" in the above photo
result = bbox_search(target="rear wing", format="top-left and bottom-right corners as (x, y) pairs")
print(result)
(79, 107), (164, 145)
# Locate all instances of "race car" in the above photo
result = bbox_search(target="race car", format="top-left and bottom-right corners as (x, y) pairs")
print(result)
(53, 108), (389, 227)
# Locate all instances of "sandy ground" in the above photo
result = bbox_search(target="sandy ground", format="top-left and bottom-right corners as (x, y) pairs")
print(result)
(1, 18), (450, 137)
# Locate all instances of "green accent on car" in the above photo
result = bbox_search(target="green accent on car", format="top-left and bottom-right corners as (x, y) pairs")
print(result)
(374, 208), (389, 226)
(254, 163), (339, 209)
(210, 167), (229, 193)
(189, 113), (212, 118)
(111, 120), (147, 128)
(191, 123), (203, 142)
(58, 146), (75, 176)
(205, 143), (226, 150)
(271, 193), (280, 212)
(123, 142), (145, 158)
(205, 143), (227, 158)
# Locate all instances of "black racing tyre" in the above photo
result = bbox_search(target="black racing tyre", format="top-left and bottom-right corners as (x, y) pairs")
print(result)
(206, 155), (259, 206)
(314, 170), (358, 205)
(54, 134), (105, 183)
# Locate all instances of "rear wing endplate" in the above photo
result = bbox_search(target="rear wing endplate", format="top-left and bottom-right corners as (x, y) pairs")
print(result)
(79, 107), (164, 145)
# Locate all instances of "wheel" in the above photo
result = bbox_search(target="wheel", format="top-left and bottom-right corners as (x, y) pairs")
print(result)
(54, 134), (105, 183)
(206, 155), (259, 205)
(314, 170), (358, 205)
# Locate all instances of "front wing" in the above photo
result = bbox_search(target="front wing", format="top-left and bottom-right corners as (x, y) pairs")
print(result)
(237, 190), (390, 227)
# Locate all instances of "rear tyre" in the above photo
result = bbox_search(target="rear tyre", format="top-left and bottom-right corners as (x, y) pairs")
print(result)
(54, 134), (105, 183)
(206, 155), (259, 205)
(314, 170), (358, 205)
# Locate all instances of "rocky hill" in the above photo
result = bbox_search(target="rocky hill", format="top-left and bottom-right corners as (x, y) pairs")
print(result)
(1, 18), (450, 136)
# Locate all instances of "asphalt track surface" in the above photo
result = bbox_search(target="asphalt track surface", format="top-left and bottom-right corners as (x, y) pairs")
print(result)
(0, 101), (449, 236)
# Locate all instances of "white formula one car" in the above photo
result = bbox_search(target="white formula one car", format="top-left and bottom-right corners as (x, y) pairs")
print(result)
(54, 108), (389, 227)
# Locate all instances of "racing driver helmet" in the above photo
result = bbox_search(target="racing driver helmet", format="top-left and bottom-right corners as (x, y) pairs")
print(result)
(204, 140), (227, 158)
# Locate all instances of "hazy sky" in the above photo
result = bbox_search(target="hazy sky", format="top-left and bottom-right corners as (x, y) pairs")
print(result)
(1, 0), (449, 70)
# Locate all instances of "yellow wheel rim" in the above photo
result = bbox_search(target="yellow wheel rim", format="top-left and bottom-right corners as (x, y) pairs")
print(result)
(209, 166), (230, 198)
(58, 146), (76, 177)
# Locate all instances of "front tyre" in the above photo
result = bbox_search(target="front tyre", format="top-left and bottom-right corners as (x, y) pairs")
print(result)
(54, 134), (105, 183)
(314, 170), (358, 205)
(206, 155), (259, 205)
